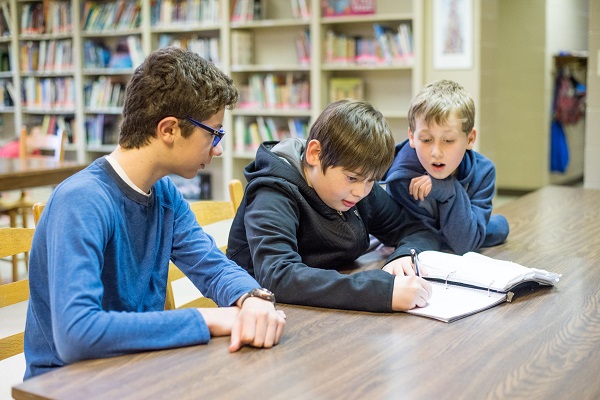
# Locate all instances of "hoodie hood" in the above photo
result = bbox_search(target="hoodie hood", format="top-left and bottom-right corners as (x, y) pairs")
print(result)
(244, 138), (341, 219)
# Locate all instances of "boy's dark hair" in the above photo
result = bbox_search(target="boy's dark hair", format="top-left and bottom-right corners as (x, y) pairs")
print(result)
(304, 99), (394, 180)
(119, 46), (238, 149)
(408, 79), (475, 135)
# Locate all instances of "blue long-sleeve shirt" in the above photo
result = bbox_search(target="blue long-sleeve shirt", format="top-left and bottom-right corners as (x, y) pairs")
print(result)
(24, 157), (260, 379)
(384, 139), (508, 254)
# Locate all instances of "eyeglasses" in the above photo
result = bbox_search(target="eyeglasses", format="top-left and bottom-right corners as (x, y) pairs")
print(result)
(185, 117), (225, 147)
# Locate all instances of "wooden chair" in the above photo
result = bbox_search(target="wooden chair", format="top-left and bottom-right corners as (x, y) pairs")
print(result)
(32, 203), (45, 227)
(165, 183), (241, 310)
(0, 127), (66, 282)
(0, 228), (35, 361)
(229, 179), (243, 214)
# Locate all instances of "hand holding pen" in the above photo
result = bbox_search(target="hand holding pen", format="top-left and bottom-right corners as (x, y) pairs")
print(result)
(410, 248), (420, 277)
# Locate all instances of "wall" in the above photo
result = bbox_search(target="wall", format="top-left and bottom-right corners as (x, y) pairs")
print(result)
(422, 0), (589, 192)
(585, 0), (600, 188)
(421, 0), (481, 150)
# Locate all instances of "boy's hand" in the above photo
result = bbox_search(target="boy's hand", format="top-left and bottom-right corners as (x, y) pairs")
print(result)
(409, 175), (432, 201)
(197, 307), (240, 337)
(391, 275), (432, 311)
(229, 297), (286, 352)
(382, 256), (428, 277)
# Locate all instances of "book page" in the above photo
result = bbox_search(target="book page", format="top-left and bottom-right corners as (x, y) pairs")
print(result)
(417, 251), (560, 292)
(406, 282), (507, 323)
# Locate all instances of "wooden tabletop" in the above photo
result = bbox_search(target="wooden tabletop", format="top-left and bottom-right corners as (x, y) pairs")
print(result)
(0, 158), (87, 191)
(12, 186), (600, 399)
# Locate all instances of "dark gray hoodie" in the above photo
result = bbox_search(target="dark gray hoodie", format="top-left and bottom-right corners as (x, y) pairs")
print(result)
(227, 139), (440, 312)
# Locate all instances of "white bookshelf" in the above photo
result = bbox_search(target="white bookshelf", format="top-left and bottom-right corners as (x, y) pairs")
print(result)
(0, 0), (422, 200)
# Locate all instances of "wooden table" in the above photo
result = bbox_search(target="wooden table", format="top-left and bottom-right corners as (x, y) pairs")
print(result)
(0, 158), (87, 191)
(12, 186), (600, 400)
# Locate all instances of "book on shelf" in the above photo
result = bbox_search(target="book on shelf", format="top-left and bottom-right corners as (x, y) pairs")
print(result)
(126, 35), (145, 67)
(294, 29), (310, 65)
(321, 0), (375, 17)
(231, 30), (253, 65)
(0, 1), (12, 36)
(406, 251), (562, 323)
(329, 77), (363, 103)
(231, 0), (265, 22)
(290, 0), (310, 18)
(256, 116), (274, 142)
(153, 0), (220, 26)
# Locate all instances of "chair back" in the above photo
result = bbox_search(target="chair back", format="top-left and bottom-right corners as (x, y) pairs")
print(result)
(19, 126), (66, 162)
(32, 203), (45, 226)
(0, 227), (34, 361)
(229, 179), (243, 214)
(165, 196), (239, 310)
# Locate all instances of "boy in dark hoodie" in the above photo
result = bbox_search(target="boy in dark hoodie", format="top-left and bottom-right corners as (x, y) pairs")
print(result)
(227, 99), (440, 313)
(383, 80), (509, 255)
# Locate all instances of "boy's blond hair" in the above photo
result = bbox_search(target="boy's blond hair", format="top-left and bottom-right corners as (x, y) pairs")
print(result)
(408, 80), (475, 135)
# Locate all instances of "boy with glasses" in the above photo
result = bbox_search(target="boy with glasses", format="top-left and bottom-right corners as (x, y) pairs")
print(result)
(227, 99), (440, 312)
(24, 47), (285, 379)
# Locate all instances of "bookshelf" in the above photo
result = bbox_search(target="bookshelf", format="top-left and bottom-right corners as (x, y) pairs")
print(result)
(0, 0), (422, 200)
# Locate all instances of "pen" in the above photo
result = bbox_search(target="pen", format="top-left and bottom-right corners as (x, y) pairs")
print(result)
(410, 248), (420, 276)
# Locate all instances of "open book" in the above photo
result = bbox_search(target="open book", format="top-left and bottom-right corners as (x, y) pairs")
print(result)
(406, 251), (561, 322)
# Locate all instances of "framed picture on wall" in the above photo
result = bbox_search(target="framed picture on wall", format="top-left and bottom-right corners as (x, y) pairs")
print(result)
(433, 0), (473, 70)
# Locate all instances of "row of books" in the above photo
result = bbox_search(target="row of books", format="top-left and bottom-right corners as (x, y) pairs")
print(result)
(324, 22), (413, 66)
(234, 116), (309, 153)
(34, 114), (76, 144)
(157, 34), (220, 65)
(20, 40), (74, 73)
(85, 114), (118, 146)
(151, 0), (220, 26)
(290, 0), (311, 18)
(82, 0), (141, 32)
(20, 1), (73, 34)
(231, 0), (264, 22)
(83, 36), (144, 69)
(237, 72), (310, 110)
(321, 0), (375, 17)
(373, 23), (413, 65)
(21, 76), (75, 110)
(84, 77), (126, 109)
(231, 29), (309, 66)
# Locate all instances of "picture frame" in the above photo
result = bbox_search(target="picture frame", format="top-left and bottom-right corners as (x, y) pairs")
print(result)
(433, 0), (473, 70)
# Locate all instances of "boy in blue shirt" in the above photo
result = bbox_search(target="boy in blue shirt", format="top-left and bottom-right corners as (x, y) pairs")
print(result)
(384, 80), (509, 254)
(24, 47), (285, 379)
(227, 100), (438, 313)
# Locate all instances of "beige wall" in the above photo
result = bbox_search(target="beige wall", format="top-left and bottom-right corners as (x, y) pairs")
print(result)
(585, 0), (600, 188)
(422, 0), (590, 191)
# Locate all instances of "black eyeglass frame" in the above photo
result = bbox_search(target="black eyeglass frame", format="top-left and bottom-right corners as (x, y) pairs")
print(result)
(185, 117), (225, 147)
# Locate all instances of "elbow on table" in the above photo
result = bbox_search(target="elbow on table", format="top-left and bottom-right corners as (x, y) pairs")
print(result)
(54, 325), (108, 364)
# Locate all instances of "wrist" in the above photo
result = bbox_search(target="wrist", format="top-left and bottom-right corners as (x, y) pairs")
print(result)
(238, 288), (276, 307)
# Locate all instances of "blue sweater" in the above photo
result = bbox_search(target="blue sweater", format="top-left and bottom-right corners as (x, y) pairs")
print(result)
(24, 157), (260, 378)
(383, 139), (508, 254)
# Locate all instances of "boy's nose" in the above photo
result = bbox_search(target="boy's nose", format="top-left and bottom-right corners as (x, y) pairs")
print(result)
(352, 182), (369, 199)
(431, 144), (443, 158)
(211, 142), (223, 156)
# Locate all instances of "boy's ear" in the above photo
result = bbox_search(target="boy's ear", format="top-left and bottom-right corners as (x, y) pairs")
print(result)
(466, 128), (477, 150)
(156, 117), (179, 144)
(304, 139), (322, 166)
(408, 128), (416, 148)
